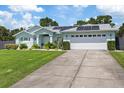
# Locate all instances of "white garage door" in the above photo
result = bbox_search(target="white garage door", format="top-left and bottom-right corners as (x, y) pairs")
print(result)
(70, 34), (107, 50)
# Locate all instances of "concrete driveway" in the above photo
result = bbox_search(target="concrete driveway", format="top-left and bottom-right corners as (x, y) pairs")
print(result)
(11, 50), (124, 88)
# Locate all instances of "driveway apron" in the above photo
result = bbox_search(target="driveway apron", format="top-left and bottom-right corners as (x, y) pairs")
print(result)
(11, 50), (124, 88)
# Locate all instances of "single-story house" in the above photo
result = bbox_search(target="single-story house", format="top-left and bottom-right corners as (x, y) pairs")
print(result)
(14, 24), (118, 50)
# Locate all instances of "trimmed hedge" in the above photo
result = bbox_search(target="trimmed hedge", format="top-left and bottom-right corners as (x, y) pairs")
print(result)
(107, 41), (116, 50)
(19, 44), (28, 49)
(5, 44), (18, 50)
(31, 44), (40, 49)
(63, 41), (70, 50)
(44, 42), (57, 50)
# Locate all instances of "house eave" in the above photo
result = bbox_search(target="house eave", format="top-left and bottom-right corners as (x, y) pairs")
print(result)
(13, 31), (33, 37)
(61, 29), (118, 33)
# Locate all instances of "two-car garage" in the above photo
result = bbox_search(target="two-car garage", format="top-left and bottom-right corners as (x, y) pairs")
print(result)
(62, 24), (117, 50)
(65, 33), (108, 50)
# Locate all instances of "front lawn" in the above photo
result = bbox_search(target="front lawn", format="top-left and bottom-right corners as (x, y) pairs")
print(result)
(0, 50), (64, 87)
(110, 51), (124, 68)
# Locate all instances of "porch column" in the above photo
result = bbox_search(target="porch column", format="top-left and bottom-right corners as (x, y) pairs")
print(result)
(36, 35), (39, 45)
(49, 35), (53, 43)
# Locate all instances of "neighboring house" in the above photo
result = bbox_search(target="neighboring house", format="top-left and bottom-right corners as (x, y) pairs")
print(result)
(14, 24), (118, 50)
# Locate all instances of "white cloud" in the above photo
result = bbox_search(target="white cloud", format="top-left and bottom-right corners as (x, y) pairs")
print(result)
(55, 5), (88, 25)
(56, 5), (69, 10)
(0, 5), (44, 29)
(9, 5), (44, 12)
(52, 18), (55, 21)
(73, 5), (88, 9)
(23, 13), (32, 22)
(85, 18), (89, 21)
(0, 10), (14, 27)
(55, 5), (88, 19)
(0, 10), (35, 29)
(13, 20), (34, 29)
(10, 19), (34, 29)
(96, 5), (124, 17)
(56, 5), (88, 10)
(0, 10), (13, 20)
(33, 16), (41, 20)
(11, 13), (34, 29)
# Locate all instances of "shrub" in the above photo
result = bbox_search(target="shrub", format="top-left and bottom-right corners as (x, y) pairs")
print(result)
(19, 44), (28, 49)
(62, 41), (70, 50)
(107, 41), (116, 50)
(5, 44), (18, 50)
(50, 43), (56, 49)
(44, 42), (50, 50)
(44, 42), (57, 49)
(31, 44), (40, 49)
(53, 41), (62, 49)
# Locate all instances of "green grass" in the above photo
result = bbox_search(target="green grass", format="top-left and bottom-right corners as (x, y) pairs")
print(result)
(110, 51), (124, 68)
(0, 50), (64, 88)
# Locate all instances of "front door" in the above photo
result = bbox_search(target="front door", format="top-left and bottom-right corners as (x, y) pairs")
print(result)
(42, 35), (50, 47)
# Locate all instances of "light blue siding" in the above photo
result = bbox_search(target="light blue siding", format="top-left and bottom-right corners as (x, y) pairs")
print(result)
(15, 32), (34, 48)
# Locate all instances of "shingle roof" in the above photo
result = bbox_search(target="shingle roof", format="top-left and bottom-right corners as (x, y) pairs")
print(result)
(61, 24), (118, 32)
(26, 26), (41, 33)
(25, 24), (118, 34)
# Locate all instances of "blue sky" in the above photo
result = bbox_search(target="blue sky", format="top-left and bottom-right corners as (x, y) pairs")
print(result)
(0, 5), (123, 29)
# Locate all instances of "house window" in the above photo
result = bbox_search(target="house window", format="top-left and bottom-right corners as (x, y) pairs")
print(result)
(110, 34), (112, 36)
(66, 35), (68, 37)
(88, 35), (92, 37)
(20, 37), (23, 41)
(102, 34), (106, 37)
(80, 35), (83, 37)
(71, 35), (74, 37)
(97, 34), (101, 37)
(76, 35), (79, 37)
(20, 37), (30, 41)
(93, 35), (96, 37)
(34, 37), (36, 41)
(84, 35), (87, 37)
(24, 37), (28, 41)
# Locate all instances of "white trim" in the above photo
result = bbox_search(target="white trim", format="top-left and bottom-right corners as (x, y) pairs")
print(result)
(33, 28), (53, 34)
(61, 30), (117, 33)
(31, 28), (42, 34)
(13, 31), (33, 36)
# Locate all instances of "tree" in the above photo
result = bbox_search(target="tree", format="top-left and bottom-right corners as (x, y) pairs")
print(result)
(96, 15), (115, 27)
(110, 23), (115, 27)
(74, 15), (115, 27)
(0, 26), (22, 41)
(51, 21), (58, 26)
(96, 15), (115, 26)
(0, 26), (12, 41)
(75, 20), (87, 26)
(39, 17), (59, 27)
(11, 27), (24, 35)
(117, 23), (124, 37)
(88, 17), (97, 24)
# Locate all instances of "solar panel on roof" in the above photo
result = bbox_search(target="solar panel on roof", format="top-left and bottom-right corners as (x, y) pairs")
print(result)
(53, 27), (62, 30)
(53, 26), (76, 31)
(84, 26), (92, 30)
(61, 26), (75, 31)
(92, 26), (99, 30)
(77, 26), (92, 30)
(77, 26), (99, 31)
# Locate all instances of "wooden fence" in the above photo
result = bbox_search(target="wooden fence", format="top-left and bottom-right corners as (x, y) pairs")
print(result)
(0, 41), (15, 49)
